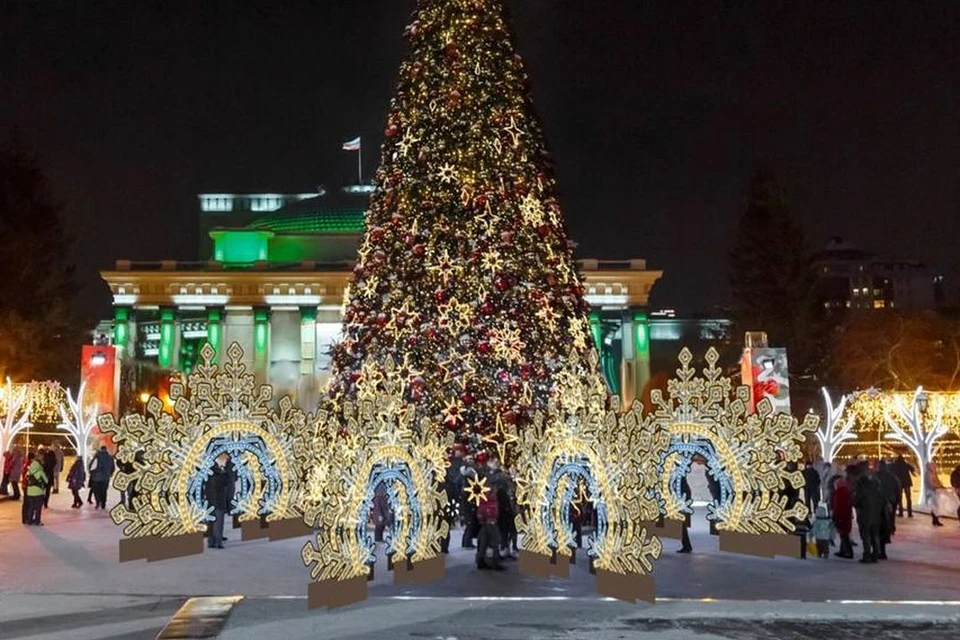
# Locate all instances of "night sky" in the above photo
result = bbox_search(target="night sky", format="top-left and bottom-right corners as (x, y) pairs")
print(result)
(3, 0), (959, 322)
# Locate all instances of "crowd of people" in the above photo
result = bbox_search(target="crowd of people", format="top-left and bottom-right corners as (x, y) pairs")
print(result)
(440, 449), (523, 571)
(1, 444), (117, 525)
(806, 456), (960, 563)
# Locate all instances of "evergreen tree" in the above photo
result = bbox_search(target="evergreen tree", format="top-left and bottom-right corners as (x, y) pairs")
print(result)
(327, 0), (597, 459)
(729, 166), (822, 382)
(0, 136), (82, 383)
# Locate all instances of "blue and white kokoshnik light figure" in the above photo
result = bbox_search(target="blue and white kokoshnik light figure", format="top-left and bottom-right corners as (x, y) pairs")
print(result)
(356, 461), (424, 563)
(661, 437), (735, 525)
(184, 432), (286, 521)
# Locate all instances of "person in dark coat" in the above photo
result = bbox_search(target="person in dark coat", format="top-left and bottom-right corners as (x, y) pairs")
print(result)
(951, 464), (960, 522)
(40, 447), (57, 508)
(831, 474), (854, 558)
(891, 455), (914, 517)
(66, 456), (86, 508)
(1, 450), (12, 495)
(802, 461), (822, 516)
(875, 461), (900, 541)
(706, 468), (722, 535)
(204, 453), (231, 549)
(88, 446), (115, 509)
(677, 475), (693, 553)
(852, 468), (885, 562)
(7, 448), (23, 501)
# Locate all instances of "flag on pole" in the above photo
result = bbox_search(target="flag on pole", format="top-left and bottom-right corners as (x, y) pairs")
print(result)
(342, 136), (361, 151)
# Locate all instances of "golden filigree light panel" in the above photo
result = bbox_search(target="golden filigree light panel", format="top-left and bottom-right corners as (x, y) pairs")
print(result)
(640, 347), (817, 537)
(512, 349), (665, 602)
(98, 342), (308, 560)
(300, 356), (451, 609)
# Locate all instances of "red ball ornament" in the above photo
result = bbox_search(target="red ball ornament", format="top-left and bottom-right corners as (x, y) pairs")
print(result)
(370, 227), (385, 244)
(536, 224), (551, 238)
(475, 192), (488, 207)
(501, 230), (513, 244)
(460, 391), (475, 405)
(434, 289), (448, 303)
(519, 363), (532, 380)
(475, 451), (488, 466)
(385, 123), (399, 138)
(502, 410), (517, 425)
(477, 341), (491, 355)
(413, 243), (426, 257)
(480, 301), (495, 315)
(444, 42), (460, 59)
(494, 274), (511, 292)
(497, 369), (510, 383)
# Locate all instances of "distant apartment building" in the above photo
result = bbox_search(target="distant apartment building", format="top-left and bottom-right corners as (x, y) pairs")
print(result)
(813, 237), (944, 312)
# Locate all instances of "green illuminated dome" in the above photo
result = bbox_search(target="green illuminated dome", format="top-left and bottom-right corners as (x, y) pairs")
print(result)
(247, 186), (371, 234)
(210, 186), (373, 264)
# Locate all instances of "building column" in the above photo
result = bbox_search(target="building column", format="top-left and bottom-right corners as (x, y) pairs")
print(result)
(158, 307), (180, 371)
(113, 306), (133, 358)
(300, 306), (318, 376)
(588, 311), (603, 352)
(206, 307), (224, 363)
(253, 307), (270, 385)
(632, 309), (651, 402)
(620, 309), (636, 409)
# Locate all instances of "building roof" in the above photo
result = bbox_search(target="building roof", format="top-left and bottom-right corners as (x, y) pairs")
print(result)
(246, 187), (371, 234)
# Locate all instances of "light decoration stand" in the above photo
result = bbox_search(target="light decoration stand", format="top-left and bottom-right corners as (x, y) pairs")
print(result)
(301, 357), (450, 609)
(883, 386), (948, 505)
(512, 349), (665, 603)
(57, 382), (99, 468)
(815, 387), (857, 464)
(640, 348), (817, 558)
(98, 342), (309, 562)
(0, 377), (32, 454)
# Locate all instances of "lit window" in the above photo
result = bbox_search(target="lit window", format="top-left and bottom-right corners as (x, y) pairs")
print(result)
(873, 300), (885, 309)
(845, 301), (851, 308)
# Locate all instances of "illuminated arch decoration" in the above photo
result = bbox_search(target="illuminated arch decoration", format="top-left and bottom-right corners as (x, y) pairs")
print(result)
(300, 357), (451, 609)
(98, 342), (308, 562)
(640, 348), (816, 556)
(513, 349), (666, 603)
(845, 387), (957, 504)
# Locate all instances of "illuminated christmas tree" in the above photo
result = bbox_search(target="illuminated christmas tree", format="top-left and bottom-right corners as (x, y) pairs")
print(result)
(327, 0), (597, 458)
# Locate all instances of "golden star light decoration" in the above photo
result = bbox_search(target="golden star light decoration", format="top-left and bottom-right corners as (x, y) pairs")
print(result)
(97, 343), (308, 546)
(465, 474), (490, 507)
(639, 347), (817, 534)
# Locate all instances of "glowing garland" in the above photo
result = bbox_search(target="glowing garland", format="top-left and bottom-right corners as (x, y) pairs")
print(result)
(839, 389), (960, 484)
(98, 342), (307, 541)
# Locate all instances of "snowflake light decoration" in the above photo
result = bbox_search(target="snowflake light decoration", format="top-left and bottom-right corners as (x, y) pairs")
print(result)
(300, 355), (451, 608)
(98, 343), (307, 553)
(640, 348), (817, 535)
(512, 348), (665, 597)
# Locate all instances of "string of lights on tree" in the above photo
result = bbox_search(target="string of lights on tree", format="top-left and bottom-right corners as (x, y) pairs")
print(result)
(325, 0), (597, 456)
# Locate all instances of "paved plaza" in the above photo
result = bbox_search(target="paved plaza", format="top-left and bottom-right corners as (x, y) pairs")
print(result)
(1, 491), (959, 638)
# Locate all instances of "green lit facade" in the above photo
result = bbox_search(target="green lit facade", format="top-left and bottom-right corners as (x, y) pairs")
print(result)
(101, 186), (728, 411)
